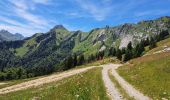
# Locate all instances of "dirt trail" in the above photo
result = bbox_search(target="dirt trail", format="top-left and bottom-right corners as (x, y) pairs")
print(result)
(0, 83), (6, 85)
(101, 64), (123, 100)
(0, 67), (95, 94)
(106, 64), (151, 100)
(0, 63), (151, 100)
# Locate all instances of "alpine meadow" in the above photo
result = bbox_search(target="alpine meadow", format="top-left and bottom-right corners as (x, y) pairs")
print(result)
(0, 0), (170, 100)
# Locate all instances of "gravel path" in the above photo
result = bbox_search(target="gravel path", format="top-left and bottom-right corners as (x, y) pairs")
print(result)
(0, 63), (151, 100)
(108, 64), (151, 100)
(0, 67), (95, 94)
(101, 64), (123, 100)
(0, 83), (6, 85)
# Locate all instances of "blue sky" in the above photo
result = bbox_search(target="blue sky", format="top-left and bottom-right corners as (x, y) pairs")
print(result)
(0, 0), (170, 36)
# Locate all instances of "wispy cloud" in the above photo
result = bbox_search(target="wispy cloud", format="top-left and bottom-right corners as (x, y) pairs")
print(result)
(9, 0), (49, 26)
(32, 0), (51, 5)
(0, 15), (45, 36)
(134, 9), (170, 18)
(0, 0), (54, 36)
(0, 0), (170, 36)
(75, 0), (113, 21)
(0, 16), (24, 26)
(0, 24), (42, 36)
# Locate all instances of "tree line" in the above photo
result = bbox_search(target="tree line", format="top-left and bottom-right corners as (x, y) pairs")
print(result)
(63, 50), (105, 70)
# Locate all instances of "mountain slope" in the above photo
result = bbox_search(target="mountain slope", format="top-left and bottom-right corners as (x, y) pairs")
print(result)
(0, 25), (81, 78)
(73, 16), (170, 56)
(0, 30), (24, 41)
(0, 16), (170, 80)
(117, 36), (170, 99)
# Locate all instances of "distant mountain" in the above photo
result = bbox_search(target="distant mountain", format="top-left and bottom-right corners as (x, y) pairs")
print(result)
(0, 16), (169, 80)
(14, 33), (24, 40)
(0, 30), (24, 42)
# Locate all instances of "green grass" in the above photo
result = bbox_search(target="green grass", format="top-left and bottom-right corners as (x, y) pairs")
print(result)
(0, 68), (109, 100)
(55, 28), (69, 36)
(162, 17), (170, 23)
(117, 52), (170, 100)
(108, 70), (134, 100)
(73, 29), (105, 57)
(15, 37), (37, 57)
(15, 47), (29, 57)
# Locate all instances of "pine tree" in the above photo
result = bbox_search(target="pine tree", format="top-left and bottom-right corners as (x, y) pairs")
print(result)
(134, 42), (145, 58)
(149, 37), (157, 50)
(78, 54), (85, 65)
(112, 48), (116, 56)
(116, 49), (122, 60)
(159, 30), (169, 40)
(109, 47), (113, 56)
(64, 56), (74, 70)
(91, 54), (95, 61)
(98, 51), (105, 60)
(73, 54), (77, 66)
(121, 47), (126, 54)
(127, 42), (133, 50)
(123, 49), (132, 62)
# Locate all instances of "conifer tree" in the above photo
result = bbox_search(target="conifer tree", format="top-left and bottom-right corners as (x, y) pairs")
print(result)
(109, 47), (113, 56)
(116, 49), (122, 60)
(127, 42), (133, 50)
(123, 49), (132, 61)
(149, 37), (157, 50)
(78, 54), (85, 65)
(73, 54), (77, 66)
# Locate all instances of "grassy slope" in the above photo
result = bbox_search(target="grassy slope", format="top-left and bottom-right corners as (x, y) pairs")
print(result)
(0, 68), (109, 100)
(146, 37), (170, 54)
(118, 46), (170, 100)
(15, 37), (37, 57)
(73, 29), (103, 57)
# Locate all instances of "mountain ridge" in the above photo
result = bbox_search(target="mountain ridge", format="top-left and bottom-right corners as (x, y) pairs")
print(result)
(0, 30), (24, 41)
(0, 16), (169, 80)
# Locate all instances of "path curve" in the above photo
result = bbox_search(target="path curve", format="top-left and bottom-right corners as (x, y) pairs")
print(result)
(0, 67), (95, 94)
(101, 64), (123, 100)
(107, 64), (151, 100)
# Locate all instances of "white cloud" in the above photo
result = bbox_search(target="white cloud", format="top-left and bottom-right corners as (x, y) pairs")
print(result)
(9, 0), (48, 25)
(3, 0), (54, 36)
(16, 8), (48, 26)
(75, 0), (112, 21)
(135, 10), (170, 17)
(0, 24), (43, 36)
(0, 16), (25, 26)
(0, 16), (48, 36)
(32, 0), (51, 5)
(10, 0), (28, 10)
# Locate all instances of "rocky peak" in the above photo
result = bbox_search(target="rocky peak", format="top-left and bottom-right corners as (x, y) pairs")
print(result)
(52, 25), (67, 31)
(14, 33), (24, 39)
(0, 30), (24, 41)
(0, 29), (10, 34)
